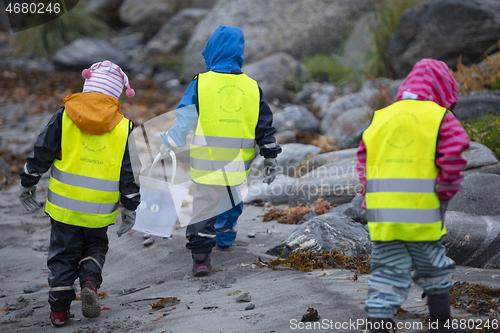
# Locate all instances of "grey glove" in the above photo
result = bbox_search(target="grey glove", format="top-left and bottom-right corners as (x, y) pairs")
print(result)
(160, 143), (172, 159)
(118, 208), (136, 237)
(440, 200), (449, 224)
(262, 158), (278, 185)
(19, 185), (40, 212)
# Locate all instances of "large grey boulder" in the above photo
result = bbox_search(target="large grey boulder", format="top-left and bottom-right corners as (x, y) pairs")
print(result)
(319, 90), (375, 119)
(118, 0), (192, 37)
(319, 90), (375, 146)
(453, 91), (500, 122)
(288, 161), (361, 207)
(443, 211), (500, 268)
(250, 143), (323, 178)
(389, 0), (500, 78)
(288, 148), (361, 206)
(244, 175), (297, 205)
(462, 141), (500, 175)
(259, 82), (293, 104)
(145, 9), (209, 55)
(448, 174), (500, 216)
(52, 38), (128, 71)
(321, 106), (373, 144)
(331, 193), (367, 224)
(243, 52), (311, 92)
(265, 212), (371, 258)
(182, 0), (371, 79)
(336, 120), (370, 149)
(342, 12), (377, 69)
(302, 148), (358, 175)
(272, 105), (320, 133)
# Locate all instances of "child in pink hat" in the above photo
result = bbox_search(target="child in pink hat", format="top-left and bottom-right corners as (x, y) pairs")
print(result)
(19, 60), (140, 327)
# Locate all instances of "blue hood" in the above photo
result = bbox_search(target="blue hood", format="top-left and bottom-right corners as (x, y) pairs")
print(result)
(202, 25), (245, 73)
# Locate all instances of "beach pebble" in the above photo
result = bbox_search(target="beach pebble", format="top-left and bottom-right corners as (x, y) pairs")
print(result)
(15, 307), (34, 318)
(143, 233), (152, 239)
(247, 233), (256, 238)
(245, 303), (255, 310)
(119, 287), (136, 295)
(0, 294), (5, 298)
(23, 283), (41, 293)
(143, 238), (154, 246)
(156, 279), (164, 285)
(236, 293), (251, 302)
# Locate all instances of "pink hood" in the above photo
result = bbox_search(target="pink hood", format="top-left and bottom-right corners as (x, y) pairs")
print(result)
(396, 59), (458, 110)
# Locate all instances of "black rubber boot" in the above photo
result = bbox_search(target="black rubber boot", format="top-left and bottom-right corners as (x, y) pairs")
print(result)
(192, 253), (211, 276)
(427, 293), (461, 333)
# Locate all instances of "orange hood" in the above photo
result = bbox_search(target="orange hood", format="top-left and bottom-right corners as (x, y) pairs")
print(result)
(63, 92), (124, 135)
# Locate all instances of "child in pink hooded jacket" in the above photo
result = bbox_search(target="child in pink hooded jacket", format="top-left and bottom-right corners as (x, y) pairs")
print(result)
(357, 59), (470, 333)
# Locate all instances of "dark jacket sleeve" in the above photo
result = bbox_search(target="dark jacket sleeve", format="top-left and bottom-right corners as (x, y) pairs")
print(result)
(119, 122), (141, 211)
(20, 107), (64, 187)
(255, 86), (282, 158)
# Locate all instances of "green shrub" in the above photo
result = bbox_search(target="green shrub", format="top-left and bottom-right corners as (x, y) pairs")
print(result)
(463, 113), (500, 159)
(303, 54), (367, 89)
(10, 6), (109, 55)
(149, 54), (184, 75)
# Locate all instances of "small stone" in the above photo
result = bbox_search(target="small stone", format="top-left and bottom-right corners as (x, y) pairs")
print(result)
(143, 238), (154, 246)
(156, 279), (164, 285)
(0, 294), (5, 298)
(15, 307), (34, 318)
(236, 293), (251, 302)
(23, 283), (41, 293)
(245, 303), (255, 310)
(119, 287), (136, 295)
(247, 233), (256, 238)
(143, 233), (152, 240)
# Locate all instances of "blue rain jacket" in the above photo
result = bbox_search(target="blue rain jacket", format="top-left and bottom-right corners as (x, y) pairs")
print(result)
(161, 25), (281, 159)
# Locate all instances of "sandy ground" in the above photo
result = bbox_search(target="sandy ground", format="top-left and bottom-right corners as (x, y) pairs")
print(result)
(2, 174), (500, 333)
(2, 104), (500, 333)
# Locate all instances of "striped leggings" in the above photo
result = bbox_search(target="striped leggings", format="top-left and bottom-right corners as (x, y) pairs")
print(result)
(365, 241), (455, 318)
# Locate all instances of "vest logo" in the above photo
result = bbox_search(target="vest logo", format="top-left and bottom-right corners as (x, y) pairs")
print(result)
(218, 84), (245, 114)
(82, 136), (107, 153)
(385, 112), (418, 149)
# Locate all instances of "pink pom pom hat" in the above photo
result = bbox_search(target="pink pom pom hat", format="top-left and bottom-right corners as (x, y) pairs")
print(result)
(81, 60), (135, 99)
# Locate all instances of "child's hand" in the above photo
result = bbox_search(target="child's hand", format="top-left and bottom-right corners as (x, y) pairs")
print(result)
(118, 208), (136, 237)
(19, 185), (40, 212)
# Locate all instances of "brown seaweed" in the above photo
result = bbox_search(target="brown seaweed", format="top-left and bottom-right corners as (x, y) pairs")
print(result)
(268, 249), (371, 274)
(301, 307), (320, 322)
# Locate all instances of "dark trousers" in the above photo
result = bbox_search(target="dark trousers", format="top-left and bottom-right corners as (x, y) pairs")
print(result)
(186, 183), (238, 254)
(47, 218), (108, 312)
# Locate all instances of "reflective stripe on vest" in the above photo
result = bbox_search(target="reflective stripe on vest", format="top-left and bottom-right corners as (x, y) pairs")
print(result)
(51, 166), (119, 192)
(190, 71), (259, 186)
(47, 190), (119, 215)
(362, 100), (448, 242)
(45, 111), (130, 228)
(366, 178), (436, 193)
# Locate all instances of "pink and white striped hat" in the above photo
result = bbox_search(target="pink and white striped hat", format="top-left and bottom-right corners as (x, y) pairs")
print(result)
(81, 60), (135, 99)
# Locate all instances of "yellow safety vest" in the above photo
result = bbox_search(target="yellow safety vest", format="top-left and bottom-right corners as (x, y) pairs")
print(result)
(190, 71), (259, 186)
(362, 99), (448, 242)
(45, 112), (130, 228)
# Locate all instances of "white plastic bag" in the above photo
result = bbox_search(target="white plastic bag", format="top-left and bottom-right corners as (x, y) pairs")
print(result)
(133, 151), (188, 238)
